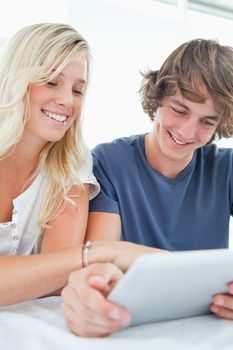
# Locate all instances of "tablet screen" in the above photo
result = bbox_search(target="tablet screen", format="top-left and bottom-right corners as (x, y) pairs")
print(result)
(108, 249), (233, 326)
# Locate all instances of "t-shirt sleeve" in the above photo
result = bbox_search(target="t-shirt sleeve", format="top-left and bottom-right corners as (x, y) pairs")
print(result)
(89, 149), (120, 214)
(78, 149), (100, 200)
(230, 151), (233, 216)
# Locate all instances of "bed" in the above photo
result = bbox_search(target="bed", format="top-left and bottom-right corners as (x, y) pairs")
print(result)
(0, 296), (233, 350)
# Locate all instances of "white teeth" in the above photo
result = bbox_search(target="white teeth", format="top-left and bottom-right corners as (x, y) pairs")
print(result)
(171, 134), (186, 145)
(44, 111), (67, 122)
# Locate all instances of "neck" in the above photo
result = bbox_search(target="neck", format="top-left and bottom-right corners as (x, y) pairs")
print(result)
(1, 133), (47, 174)
(144, 133), (192, 179)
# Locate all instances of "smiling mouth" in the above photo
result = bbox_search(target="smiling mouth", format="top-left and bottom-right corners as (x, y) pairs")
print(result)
(168, 131), (193, 146)
(42, 109), (68, 123)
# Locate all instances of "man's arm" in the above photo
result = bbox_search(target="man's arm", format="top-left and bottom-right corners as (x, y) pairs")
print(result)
(85, 212), (121, 241)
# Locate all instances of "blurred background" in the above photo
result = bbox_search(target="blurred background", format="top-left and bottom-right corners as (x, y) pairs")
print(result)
(0, 0), (232, 243)
(0, 0), (232, 146)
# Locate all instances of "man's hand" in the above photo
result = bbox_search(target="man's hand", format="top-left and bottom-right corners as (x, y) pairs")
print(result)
(211, 281), (233, 319)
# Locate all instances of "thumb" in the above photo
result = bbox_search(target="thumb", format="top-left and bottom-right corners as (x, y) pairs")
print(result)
(87, 263), (123, 295)
(88, 275), (106, 289)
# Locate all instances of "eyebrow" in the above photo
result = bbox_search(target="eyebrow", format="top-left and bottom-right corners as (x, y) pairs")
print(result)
(170, 98), (220, 121)
(54, 71), (86, 84)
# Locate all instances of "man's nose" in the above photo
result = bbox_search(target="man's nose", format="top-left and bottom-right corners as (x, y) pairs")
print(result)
(177, 118), (197, 140)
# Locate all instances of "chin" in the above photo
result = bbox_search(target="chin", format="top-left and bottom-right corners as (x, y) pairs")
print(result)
(45, 134), (65, 143)
(50, 137), (64, 143)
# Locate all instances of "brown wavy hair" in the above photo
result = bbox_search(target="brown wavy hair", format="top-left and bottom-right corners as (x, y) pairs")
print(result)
(140, 39), (233, 142)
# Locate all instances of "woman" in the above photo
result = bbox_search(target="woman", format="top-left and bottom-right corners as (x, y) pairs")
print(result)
(0, 22), (99, 304)
(0, 23), (152, 305)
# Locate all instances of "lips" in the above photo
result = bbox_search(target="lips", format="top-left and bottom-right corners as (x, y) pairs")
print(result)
(168, 131), (193, 146)
(42, 109), (68, 123)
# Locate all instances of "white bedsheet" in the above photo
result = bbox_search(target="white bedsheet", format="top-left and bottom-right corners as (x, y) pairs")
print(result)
(0, 296), (232, 350)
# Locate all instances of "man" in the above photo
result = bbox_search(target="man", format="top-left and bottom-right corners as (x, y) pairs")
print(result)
(62, 39), (233, 337)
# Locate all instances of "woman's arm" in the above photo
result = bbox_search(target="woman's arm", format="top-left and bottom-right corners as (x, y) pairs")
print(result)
(0, 239), (160, 306)
(40, 184), (90, 296)
(0, 246), (83, 306)
(0, 185), (89, 306)
(41, 184), (90, 252)
(0, 179), (164, 307)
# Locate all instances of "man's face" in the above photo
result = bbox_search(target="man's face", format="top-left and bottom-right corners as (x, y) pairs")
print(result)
(152, 88), (220, 166)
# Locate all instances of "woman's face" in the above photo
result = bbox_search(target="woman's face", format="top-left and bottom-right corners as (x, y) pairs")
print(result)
(25, 57), (87, 148)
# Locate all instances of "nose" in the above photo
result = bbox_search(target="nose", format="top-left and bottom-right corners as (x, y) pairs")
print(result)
(55, 87), (73, 108)
(177, 117), (197, 140)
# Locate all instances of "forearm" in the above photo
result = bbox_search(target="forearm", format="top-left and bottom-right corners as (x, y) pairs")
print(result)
(0, 241), (116, 306)
(89, 240), (166, 272)
(0, 240), (164, 306)
(0, 247), (82, 306)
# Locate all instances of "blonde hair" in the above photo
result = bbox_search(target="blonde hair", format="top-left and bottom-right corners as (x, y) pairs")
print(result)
(0, 23), (90, 228)
(140, 39), (233, 142)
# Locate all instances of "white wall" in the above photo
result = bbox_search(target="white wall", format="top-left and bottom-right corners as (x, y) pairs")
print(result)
(0, 0), (232, 149)
(67, 0), (233, 247)
(0, 0), (232, 246)
(68, 0), (233, 149)
(0, 0), (68, 39)
(68, 0), (192, 147)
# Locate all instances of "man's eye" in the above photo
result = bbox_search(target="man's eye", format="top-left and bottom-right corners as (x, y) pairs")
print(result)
(202, 120), (215, 127)
(171, 106), (186, 115)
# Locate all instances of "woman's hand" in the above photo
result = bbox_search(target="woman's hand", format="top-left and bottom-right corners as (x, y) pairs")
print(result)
(61, 263), (131, 337)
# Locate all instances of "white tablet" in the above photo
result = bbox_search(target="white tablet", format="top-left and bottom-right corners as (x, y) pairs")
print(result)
(108, 249), (233, 326)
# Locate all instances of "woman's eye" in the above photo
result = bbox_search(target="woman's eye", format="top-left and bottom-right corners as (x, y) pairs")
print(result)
(47, 81), (57, 87)
(73, 89), (83, 96)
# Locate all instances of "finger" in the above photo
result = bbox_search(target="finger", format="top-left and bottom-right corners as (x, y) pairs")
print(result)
(61, 266), (131, 335)
(68, 263), (122, 295)
(227, 282), (233, 294)
(87, 263), (123, 287)
(62, 281), (131, 329)
(212, 294), (233, 310)
(211, 293), (233, 319)
(61, 280), (130, 337)
(62, 284), (127, 327)
(87, 275), (113, 295)
(68, 263), (128, 319)
(66, 319), (111, 338)
(210, 303), (233, 320)
(61, 300), (122, 337)
(61, 301), (111, 337)
(87, 263), (123, 295)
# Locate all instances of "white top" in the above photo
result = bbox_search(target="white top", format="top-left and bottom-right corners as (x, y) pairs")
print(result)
(0, 151), (100, 256)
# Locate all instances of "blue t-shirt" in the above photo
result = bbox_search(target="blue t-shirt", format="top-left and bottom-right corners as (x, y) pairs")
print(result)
(90, 134), (233, 251)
